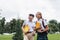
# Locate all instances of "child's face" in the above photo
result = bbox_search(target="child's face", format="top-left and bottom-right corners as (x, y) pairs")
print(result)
(28, 16), (34, 21)
(36, 13), (42, 19)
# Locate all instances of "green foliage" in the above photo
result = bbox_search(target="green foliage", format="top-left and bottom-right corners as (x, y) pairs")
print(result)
(48, 20), (59, 33)
(57, 23), (60, 32)
(0, 17), (5, 34)
(0, 17), (24, 33)
(13, 19), (23, 40)
(10, 19), (17, 33)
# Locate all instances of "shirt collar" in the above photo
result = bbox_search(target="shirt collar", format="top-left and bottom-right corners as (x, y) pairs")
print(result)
(38, 18), (42, 21)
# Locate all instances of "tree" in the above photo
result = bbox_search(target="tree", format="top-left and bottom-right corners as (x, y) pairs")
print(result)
(20, 20), (24, 26)
(0, 17), (5, 34)
(48, 20), (59, 33)
(57, 23), (60, 32)
(10, 19), (16, 33)
(4, 22), (11, 33)
(13, 19), (23, 40)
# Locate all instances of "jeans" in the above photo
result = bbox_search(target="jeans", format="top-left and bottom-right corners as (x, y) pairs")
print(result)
(37, 34), (48, 40)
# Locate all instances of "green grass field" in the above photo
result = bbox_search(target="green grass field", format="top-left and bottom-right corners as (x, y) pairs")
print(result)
(0, 34), (13, 40)
(48, 34), (60, 40)
(0, 34), (60, 40)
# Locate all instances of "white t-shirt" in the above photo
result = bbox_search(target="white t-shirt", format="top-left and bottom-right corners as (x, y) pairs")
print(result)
(23, 20), (35, 32)
(35, 19), (47, 30)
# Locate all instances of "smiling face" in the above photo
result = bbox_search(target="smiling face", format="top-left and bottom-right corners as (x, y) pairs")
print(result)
(28, 14), (34, 21)
(28, 16), (33, 21)
(36, 12), (42, 19)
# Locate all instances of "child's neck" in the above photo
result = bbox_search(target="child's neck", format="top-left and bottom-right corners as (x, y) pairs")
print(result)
(38, 18), (42, 20)
(29, 20), (32, 22)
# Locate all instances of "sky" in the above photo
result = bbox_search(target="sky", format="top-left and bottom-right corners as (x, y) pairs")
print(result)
(0, 0), (60, 22)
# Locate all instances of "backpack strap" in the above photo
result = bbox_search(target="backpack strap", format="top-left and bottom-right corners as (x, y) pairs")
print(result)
(42, 19), (48, 34)
(42, 19), (46, 28)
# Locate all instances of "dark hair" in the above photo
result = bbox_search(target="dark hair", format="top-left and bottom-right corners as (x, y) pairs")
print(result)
(29, 14), (34, 17)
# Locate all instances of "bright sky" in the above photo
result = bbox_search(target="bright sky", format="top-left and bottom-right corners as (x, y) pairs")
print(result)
(0, 0), (60, 22)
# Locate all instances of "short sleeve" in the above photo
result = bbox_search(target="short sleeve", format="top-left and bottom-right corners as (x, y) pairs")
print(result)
(44, 19), (47, 26)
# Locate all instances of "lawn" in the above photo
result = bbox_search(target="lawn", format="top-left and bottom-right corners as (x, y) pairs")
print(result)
(0, 34), (60, 40)
(0, 34), (13, 40)
(48, 34), (60, 40)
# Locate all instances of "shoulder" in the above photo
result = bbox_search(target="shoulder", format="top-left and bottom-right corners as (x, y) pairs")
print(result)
(23, 20), (28, 25)
(42, 18), (48, 25)
(42, 18), (47, 23)
(42, 18), (47, 21)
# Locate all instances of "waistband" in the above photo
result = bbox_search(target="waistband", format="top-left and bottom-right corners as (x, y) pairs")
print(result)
(25, 31), (33, 34)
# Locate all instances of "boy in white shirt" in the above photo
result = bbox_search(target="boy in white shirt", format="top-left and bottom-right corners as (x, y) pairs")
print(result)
(22, 14), (35, 40)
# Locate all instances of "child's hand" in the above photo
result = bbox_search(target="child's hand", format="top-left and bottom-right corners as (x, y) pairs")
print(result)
(37, 29), (44, 33)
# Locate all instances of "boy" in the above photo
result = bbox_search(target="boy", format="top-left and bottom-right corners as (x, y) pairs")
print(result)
(22, 14), (35, 40)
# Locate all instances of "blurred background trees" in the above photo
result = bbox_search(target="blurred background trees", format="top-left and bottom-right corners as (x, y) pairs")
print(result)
(0, 17), (24, 34)
(0, 17), (60, 34)
(0, 17), (5, 34)
(48, 20), (60, 33)
(13, 19), (23, 40)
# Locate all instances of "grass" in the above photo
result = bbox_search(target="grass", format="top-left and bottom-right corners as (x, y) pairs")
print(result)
(48, 34), (60, 40)
(0, 34), (60, 40)
(0, 34), (13, 40)
(34, 34), (60, 40)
